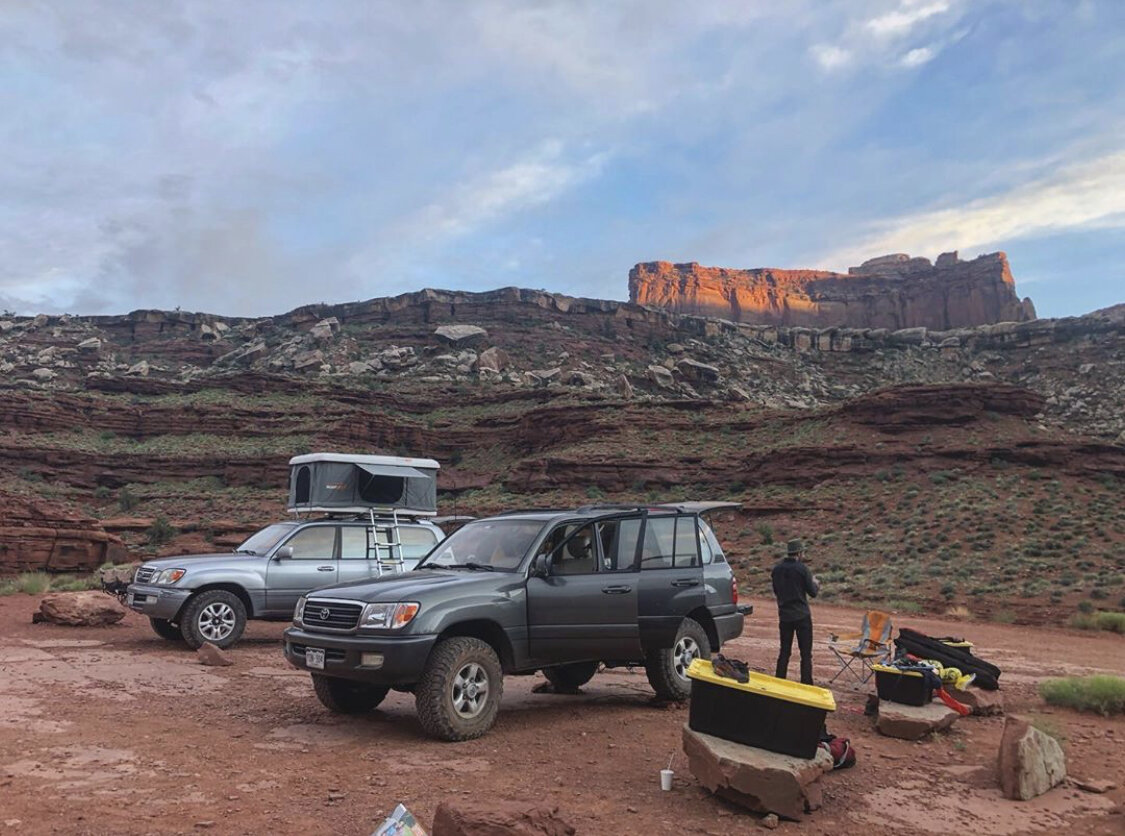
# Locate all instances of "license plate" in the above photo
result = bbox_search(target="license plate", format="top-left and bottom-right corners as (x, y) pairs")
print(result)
(305, 647), (325, 670)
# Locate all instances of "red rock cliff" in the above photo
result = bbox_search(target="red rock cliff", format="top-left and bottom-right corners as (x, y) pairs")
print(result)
(629, 251), (1037, 330)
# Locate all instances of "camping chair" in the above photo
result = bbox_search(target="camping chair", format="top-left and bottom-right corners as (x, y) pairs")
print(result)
(827, 610), (894, 686)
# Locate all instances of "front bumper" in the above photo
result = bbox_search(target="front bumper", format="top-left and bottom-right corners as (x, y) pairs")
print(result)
(125, 583), (192, 621)
(283, 626), (438, 686)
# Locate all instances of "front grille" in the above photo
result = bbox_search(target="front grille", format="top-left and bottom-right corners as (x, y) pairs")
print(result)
(301, 599), (362, 632)
(130, 594), (149, 604)
(135, 567), (157, 583)
(288, 643), (347, 663)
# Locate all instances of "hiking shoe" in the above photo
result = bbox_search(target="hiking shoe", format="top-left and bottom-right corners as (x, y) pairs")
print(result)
(712, 654), (749, 684)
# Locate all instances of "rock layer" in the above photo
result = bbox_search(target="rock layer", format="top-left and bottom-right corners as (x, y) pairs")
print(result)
(629, 251), (1036, 330)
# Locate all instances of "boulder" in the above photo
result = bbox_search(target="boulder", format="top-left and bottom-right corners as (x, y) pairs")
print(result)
(292, 349), (325, 371)
(197, 642), (234, 667)
(76, 337), (102, 353)
(527, 367), (561, 385)
(33, 592), (127, 627)
(431, 800), (576, 836)
(613, 374), (634, 399)
(477, 347), (510, 373)
(676, 358), (721, 384)
(998, 716), (1066, 800)
(31, 368), (56, 381)
(875, 701), (958, 740)
(682, 725), (832, 821)
(949, 685), (1004, 716)
(309, 317), (339, 341)
(648, 365), (674, 389)
(434, 324), (488, 345)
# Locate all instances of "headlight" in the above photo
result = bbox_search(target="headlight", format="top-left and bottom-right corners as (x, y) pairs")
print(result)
(155, 568), (186, 585)
(294, 596), (307, 626)
(359, 602), (420, 631)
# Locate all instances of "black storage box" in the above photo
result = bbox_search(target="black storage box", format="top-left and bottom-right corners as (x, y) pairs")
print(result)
(873, 664), (932, 706)
(687, 660), (836, 759)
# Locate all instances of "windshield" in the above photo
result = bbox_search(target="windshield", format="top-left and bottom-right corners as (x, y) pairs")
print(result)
(418, 518), (546, 572)
(235, 523), (299, 556)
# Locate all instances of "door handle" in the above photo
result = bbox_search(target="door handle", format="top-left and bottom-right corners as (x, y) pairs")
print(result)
(602, 585), (631, 595)
(317, 566), (335, 572)
(671, 579), (699, 588)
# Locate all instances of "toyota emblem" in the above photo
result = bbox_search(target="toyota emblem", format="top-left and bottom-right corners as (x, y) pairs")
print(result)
(317, 607), (331, 620)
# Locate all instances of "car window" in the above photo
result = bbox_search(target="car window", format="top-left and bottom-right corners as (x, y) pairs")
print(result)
(640, 516), (675, 570)
(674, 516), (700, 568)
(340, 527), (367, 559)
(400, 526), (439, 559)
(284, 526), (337, 559)
(597, 518), (641, 572)
(236, 523), (298, 556)
(420, 519), (543, 572)
(551, 523), (598, 575)
(699, 519), (725, 564)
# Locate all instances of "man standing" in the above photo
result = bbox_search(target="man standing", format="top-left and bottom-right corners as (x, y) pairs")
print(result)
(772, 539), (819, 685)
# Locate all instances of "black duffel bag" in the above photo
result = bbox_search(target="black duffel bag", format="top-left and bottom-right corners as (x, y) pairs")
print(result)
(894, 627), (1002, 690)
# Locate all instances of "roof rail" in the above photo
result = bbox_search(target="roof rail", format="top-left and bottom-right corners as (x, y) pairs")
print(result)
(491, 508), (567, 516)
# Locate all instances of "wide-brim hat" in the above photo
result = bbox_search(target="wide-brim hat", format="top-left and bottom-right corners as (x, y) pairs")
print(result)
(786, 539), (804, 556)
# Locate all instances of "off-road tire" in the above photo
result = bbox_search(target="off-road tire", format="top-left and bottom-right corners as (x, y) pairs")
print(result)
(149, 617), (183, 642)
(178, 590), (247, 650)
(645, 617), (710, 701)
(542, 661), (599, 692)
(415, 637), (504, 742)
(311, 674), (389, 714)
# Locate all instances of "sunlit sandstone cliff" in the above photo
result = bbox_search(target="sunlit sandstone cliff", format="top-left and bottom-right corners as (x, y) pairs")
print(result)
(629, 251), (1037, 330)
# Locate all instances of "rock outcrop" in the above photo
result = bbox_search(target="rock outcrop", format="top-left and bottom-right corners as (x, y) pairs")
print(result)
(629, 251), (1036, 330)
(0, 493), (127, 573)
(998, 716), (1067, 800)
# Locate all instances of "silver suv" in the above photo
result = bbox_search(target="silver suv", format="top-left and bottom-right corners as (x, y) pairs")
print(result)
(126, 517), (444, 648)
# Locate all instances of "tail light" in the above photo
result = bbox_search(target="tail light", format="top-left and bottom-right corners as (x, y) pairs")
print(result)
(731, 576), (739, 605)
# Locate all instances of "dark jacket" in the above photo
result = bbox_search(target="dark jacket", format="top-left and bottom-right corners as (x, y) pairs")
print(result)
(771, 557), (819, 622)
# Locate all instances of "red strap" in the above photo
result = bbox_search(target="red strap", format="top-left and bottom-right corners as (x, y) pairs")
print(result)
(937, 686), (971, 716)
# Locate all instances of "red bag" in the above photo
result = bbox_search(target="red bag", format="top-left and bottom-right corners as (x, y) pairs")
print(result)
(819, 735), (856, 769)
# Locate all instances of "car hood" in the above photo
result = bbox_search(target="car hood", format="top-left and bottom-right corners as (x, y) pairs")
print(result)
(305, 569), (511, 603)
(140, 553), (259, 570)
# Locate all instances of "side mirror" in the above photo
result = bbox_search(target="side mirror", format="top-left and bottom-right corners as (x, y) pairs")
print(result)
(530, 554), (550, 579)
(275, 546), (294, 560)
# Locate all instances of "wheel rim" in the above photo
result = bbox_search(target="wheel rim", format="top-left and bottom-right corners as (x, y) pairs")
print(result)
(198, 602), (236, 641)
(673, 636), (700, 681)
(450, 662), (490, 719)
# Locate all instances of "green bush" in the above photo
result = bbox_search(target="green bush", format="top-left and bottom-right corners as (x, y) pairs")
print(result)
(584, 485), (605, 500)
(1040, 675), (1125, 716)
(146, 516), (177, 546)
(1068, 611), (1125, 633)
(118, 487), (139, 512)
(0, 572), (52, 595)
(93, 486), (112, 500)
(755, 522), (774, 545)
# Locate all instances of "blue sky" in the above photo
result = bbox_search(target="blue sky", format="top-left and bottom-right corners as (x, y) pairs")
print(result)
(1, 0), (1123, 318)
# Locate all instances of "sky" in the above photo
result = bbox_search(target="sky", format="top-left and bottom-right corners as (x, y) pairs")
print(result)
(1, 0), (1124, 319)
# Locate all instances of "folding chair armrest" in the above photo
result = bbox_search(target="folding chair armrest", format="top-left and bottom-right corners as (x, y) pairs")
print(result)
(829, 630), (864, 642)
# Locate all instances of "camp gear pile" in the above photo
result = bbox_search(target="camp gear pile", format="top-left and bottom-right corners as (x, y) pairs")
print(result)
(894, 628), (1002, 690)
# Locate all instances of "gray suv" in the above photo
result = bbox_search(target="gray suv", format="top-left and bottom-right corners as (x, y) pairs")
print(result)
(283, 504), (748, 741)
(126, 517), (444, 648)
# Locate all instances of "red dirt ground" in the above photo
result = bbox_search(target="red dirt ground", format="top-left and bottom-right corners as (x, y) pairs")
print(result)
(0, 595), (1122, 835)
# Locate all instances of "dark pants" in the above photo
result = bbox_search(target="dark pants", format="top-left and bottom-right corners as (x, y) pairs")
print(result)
(776, 616), (814, 685)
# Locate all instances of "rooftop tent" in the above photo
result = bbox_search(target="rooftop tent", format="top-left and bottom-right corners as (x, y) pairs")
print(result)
(287, 453), (440, 516)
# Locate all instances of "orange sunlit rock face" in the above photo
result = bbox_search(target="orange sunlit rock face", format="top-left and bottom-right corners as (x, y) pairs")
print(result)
(629, 251), (1036, 330)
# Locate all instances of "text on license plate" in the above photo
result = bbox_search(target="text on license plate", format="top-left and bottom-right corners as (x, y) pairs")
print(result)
(305, 648), (325, 670)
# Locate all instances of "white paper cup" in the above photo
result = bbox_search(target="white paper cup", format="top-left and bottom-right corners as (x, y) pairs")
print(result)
(660, 768), (674, 791)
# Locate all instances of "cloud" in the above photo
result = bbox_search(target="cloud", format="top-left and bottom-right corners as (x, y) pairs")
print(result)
(900, 46), (936, 67)
(866, 1), (951, 38)
(815, 149), (1125, 269)
(811, 44), (853, 71)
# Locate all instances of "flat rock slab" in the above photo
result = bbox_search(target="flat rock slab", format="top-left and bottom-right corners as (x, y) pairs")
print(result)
(682, 725), (832, 821)
(32, 592), (127, 627)
(876, 701), (959, 740)
(950, 685), (1004, 716)
(431, 799), (576, 835)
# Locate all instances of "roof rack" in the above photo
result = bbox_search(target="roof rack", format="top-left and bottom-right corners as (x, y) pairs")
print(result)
(492, 508), (568, 516)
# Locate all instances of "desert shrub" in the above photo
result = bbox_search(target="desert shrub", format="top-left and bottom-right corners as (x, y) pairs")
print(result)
(98, 430), (116, 441)
(755, 522), (774, 545)
(8, 572), (50, 595)
(1095, 612), (1125, 634)
(118, 487), (139, 512)
(991, 609), (1017, 624)
(146, 516), (177, 546)
(945, 605), (972, 619)
(887, 599), (923, 614)
(93, 486), (112, 500)
(584, 485), (605, 500)
(1040, 675), (1125, 716)
(1078, 600), (1095, 614)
